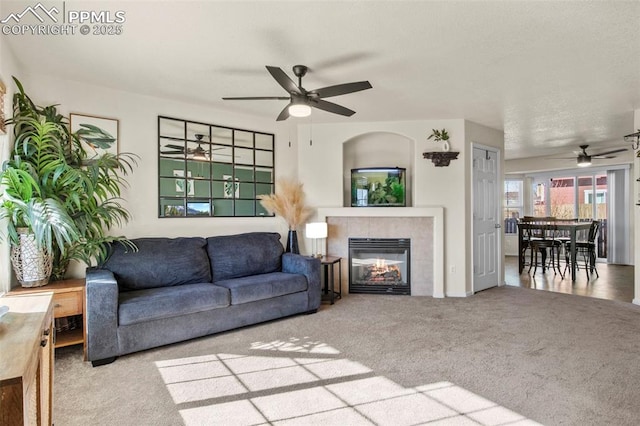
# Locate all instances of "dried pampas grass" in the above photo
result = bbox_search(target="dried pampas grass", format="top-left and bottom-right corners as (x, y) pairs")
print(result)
(258, 178), (312, 230)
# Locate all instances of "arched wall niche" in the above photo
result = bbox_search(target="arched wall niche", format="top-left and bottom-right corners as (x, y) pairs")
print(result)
(342, 131), (414, 207)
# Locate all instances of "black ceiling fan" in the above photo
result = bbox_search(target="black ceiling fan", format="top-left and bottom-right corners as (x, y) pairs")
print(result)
(161, 134), (220, 159)
(222, 65), (372, 121)
(558, 144), (628, 166)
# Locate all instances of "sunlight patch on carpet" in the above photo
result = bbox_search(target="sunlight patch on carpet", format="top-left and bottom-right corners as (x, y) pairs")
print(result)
(155, 352), (371, 406)
(155, 345), (541, 426)
(250, 336), (340, 354)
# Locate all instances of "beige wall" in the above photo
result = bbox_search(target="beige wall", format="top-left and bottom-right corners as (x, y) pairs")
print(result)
(14, 72), (303, 278)
(297, 119), (504, 297)
(1, 67), (510, 299)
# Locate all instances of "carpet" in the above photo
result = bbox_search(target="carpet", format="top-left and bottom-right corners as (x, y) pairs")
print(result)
(54, 286), (640, 425)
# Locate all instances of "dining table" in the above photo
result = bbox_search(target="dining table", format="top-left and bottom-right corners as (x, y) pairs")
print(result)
(517, 220), (593, 281)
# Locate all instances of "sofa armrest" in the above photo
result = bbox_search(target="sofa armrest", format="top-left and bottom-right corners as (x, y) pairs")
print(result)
(282, 253), (321, 310)
(85, 268), (120, 362)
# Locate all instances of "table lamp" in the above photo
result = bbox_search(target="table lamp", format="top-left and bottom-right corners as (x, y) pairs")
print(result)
(305, 222), (328, 258)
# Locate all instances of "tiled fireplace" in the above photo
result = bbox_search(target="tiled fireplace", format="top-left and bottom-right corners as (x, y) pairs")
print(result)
(317, 207), (443, 297)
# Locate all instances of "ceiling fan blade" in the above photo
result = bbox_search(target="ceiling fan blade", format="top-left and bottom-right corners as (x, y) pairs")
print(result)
(311, 99), (356, 117)
(276, 103), (291, 121)
(160, 151), (183, 155)
(310, 81), (372, 98)
(164, 144), (185, 151)
(592, 148), (628, 158)
(222, 96), (290, 100)
(266, 66), (302, 95)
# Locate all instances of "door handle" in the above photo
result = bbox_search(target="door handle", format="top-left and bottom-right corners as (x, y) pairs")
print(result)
(495, 224), (502, 228)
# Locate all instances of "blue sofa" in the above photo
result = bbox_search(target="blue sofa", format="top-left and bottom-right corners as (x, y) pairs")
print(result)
(85, 232), (320, 366)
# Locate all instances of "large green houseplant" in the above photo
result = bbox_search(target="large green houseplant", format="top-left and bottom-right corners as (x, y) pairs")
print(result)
(1, 77), (137, 283)
(0, 153), (79, 286)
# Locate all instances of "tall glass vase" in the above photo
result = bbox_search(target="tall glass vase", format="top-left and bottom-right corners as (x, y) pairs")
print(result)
(286, 229), (300, 254)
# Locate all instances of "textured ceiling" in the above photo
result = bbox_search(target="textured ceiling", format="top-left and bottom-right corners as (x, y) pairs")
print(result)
(3, 1), (640, 160)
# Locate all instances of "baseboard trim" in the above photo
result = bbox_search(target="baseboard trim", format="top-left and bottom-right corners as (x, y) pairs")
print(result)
(446, 291), (473, 298)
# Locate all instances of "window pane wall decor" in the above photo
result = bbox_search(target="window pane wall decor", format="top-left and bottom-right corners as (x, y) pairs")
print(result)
(158, 116), (274, 217)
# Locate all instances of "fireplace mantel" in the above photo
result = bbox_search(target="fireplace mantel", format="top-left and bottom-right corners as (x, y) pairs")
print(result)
(316, 207), (444, 298)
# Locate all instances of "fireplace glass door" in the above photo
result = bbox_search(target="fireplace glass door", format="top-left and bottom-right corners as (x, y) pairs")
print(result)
(349, 238), (410, 295)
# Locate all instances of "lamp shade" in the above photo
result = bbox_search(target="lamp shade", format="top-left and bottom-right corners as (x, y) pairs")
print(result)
(305, 222), (328, 239)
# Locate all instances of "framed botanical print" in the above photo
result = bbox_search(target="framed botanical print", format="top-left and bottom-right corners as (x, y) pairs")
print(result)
(70, 113), (119, 158)
(173, 170), (194, 196)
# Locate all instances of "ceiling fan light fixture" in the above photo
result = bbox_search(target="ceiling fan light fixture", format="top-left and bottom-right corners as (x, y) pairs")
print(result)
(577, 156), (591, 167)
(288, 102), (311, 118)
(192, 153), (208, 161)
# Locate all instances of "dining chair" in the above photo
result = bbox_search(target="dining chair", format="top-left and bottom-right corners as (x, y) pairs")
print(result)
(518, 217), (540, 269)
(564, 220), (600, 279)
(519, 217), (555, 271)
(553, 218), (578, 269)
(526, 220), (563, 277)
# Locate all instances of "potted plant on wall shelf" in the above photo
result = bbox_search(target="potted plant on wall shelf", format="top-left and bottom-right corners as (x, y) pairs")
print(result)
(423, 128), (460, 166)
(427, 128), (451, 152)
(1, 77), (137, 285)
(258, 177), (312, 254)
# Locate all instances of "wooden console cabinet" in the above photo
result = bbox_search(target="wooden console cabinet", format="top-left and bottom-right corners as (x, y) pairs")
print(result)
(0, 293), (54, 426)
(9, 279), (86, 350)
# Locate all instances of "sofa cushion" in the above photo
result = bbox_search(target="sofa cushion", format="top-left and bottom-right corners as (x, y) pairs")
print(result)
(118, 283), (229, 326)
(207, 232), (283, 281)
(104, 237), (212, 291)
(215, 272), (308, 305)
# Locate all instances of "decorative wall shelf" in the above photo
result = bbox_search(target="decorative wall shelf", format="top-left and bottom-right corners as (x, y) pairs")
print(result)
(423, 151), (460, 167)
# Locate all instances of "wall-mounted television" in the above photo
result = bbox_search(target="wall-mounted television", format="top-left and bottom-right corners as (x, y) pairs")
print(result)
(351, 167), (406, 207)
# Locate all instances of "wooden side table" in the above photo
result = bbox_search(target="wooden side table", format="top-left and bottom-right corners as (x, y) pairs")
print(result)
(9, 278), (86, 351)
(320, 256), (342, 305)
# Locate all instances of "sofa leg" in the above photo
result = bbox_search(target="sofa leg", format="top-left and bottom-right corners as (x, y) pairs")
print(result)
(306, 309), (318, 314)
(91, 356), (117, 367)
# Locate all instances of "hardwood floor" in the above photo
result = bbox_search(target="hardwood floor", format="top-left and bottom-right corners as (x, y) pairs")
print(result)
(504, 255), (635, 303)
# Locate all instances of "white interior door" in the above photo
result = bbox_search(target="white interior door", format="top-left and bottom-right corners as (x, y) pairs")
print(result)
(473, 146), (500, 292)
